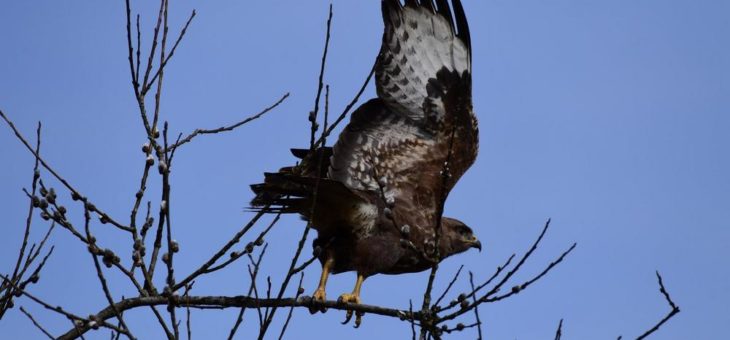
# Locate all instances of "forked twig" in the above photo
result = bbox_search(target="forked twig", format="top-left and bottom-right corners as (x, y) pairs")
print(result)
(635, 272), (680, 340)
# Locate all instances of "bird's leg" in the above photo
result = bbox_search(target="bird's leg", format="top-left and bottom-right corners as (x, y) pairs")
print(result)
(338, 273), (366, 328)
(309, 252), (334, 314)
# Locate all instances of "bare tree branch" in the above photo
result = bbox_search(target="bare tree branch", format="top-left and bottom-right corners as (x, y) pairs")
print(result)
(634, 272), (680, 340)
(57, 294), (416, 340)
(166, 93), (290, 152)
(0, 122), (43, 318)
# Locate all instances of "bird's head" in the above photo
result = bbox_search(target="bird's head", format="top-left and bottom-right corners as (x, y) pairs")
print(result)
(440, 217), (481, 257)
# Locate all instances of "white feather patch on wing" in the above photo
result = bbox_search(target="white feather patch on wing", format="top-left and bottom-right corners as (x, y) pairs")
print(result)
(377, 5), (470, 123)
(350, 202), (379, 237)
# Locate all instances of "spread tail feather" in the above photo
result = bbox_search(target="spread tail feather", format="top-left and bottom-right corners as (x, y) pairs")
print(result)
(249, 147), (337, 216)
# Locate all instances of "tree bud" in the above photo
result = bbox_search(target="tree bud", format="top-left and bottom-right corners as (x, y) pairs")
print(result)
(400, 224), (410, 236)
(158, 161), (168, 175)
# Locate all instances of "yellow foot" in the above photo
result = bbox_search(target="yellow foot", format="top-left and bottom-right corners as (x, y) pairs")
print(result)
(338, 293), (363, 328)
(308, 287), (327, 314)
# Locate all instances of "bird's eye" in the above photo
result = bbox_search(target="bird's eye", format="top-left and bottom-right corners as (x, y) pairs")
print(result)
(459, 227), (469, 236)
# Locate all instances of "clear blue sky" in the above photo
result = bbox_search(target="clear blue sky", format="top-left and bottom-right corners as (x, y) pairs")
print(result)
(1, 1), (728, 339)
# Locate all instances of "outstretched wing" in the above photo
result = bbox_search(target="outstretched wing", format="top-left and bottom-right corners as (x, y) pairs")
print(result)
(329, 0), (476, 214)
(251, 1), (476, 246)
(377, 0), (471, 129)
(328, 1), (477, 234)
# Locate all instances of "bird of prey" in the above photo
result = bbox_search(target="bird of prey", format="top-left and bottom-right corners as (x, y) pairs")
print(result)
(251, 0), (479, 327)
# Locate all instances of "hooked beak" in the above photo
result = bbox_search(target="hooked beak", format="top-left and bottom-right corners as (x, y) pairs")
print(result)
(470, 238), (482, 252)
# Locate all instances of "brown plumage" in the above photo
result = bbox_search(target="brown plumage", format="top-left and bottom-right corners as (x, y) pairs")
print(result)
(251, 0), (479, 326)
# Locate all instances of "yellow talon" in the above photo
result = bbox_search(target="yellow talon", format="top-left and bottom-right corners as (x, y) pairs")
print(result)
(309, 255), (334, 314)
(339, 274), (365, 328)
(312, 287), (327, 302)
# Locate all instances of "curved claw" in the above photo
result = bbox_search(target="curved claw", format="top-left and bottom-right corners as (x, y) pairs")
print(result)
(341, 311), (353, 325)
(341, 310), (363, 328)
(353, 312), (363, 328)
(338, 293), (363, 327)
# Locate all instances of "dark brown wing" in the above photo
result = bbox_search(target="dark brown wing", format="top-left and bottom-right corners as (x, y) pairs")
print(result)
(328, 0), (477, 235)
(329, 99), (463, 238)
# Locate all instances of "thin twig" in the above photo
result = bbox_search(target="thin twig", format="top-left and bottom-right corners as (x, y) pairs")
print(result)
(0, 122), (42, 318)
(0, 111), (133, 233)
(163, 91), (288, 152)
(228, 244), (268, 340)
(410, 300), (417, 340)
(135, 14), (141, 85)
(184, 283), (193, 340)
(277, 273), (305, 340)
(20, 306), (55, 339)
(124, 0), (141, 97)
(555, 319), (563, 340)
(0, 274), (126, 335)
(140, 0), (166, 96)
(635, 272), (680, 340)
(174, 210), (267, 291)
(84, 206), (135, 340)
(469, 272), (483, 340)
(440, 242), (577, 323)
(433, 265), (464, 308)
(203, 214), (280, 275)
(487, 243), (577, 303)
(309, 4), (333, 149)
(481, 220), (553, 300)
(144, 9), (197, 95)
(291, 256), (317, 275)
(313, 61), (376, 149)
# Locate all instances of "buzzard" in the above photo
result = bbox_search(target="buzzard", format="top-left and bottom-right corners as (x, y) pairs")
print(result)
(251, 0), (479, 326)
